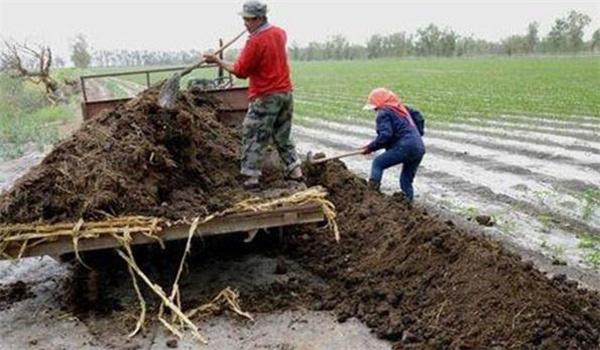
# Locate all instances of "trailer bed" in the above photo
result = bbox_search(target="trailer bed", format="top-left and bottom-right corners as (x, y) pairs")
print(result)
(1, 203), (324, 260)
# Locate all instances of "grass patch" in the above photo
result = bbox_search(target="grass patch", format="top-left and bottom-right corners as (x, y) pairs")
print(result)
(102, 77), (136, 99)
(0, 74), (77, 161)
(0, 104), (75, 160)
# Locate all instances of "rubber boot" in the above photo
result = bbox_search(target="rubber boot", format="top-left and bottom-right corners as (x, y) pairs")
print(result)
(367, 179), (380, 191)
(286, 166), (306, 183)
(393, 192), (413, 208)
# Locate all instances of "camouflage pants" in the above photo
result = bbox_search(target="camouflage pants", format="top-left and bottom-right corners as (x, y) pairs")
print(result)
(241, 92), (301, 177)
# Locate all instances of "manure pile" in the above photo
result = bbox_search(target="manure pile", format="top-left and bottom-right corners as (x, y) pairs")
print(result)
(0, 90), (249, 224)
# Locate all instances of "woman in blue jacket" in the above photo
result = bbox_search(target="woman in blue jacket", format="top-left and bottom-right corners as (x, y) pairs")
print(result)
(361, 88), (425, 202)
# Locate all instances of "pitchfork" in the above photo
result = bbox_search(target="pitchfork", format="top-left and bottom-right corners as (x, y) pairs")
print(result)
(158, 29), (247, 108)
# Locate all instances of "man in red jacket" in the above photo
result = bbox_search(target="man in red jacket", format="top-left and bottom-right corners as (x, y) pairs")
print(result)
(204, 0), (304, 190)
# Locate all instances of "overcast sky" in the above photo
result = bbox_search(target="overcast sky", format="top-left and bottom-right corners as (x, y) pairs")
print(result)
(1, 0), (598, 60)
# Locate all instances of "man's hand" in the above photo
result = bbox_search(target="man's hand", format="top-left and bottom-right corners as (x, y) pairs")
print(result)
(202, 53), (235, 74)
(360, 145), (372, 155)
(202, 53), (220, 64)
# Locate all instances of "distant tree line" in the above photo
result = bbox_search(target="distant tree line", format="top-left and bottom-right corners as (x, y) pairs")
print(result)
(67, 10), (599, 68)
(90, 49), (202, 68)
(289, 10), (600, 61)
(68, 35), (202, 69)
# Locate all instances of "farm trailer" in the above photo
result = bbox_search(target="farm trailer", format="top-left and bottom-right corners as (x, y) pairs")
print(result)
(0, 65), (326, 262)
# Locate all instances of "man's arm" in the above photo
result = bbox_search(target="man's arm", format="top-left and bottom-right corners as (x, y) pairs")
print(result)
(203, 54), (235, 74)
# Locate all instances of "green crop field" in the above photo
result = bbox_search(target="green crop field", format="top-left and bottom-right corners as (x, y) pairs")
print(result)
(291, 57), (600, 123)
(79, 56), (599, 123)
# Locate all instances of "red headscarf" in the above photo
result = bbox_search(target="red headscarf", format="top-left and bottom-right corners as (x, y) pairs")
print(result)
(363, 88), (411, 119)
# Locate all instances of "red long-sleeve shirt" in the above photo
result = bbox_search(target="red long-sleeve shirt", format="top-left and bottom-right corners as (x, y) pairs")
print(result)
(232, 25), (293, 100)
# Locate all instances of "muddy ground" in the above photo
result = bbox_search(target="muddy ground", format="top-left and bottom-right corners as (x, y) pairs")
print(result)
(1, 86), (600, 349)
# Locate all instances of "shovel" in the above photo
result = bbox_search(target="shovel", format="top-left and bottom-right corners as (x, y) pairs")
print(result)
(158, 29), (247, 108)
(306, 149), (364, 165)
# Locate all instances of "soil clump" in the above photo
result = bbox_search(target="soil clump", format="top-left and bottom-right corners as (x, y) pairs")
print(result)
(0, 280), (34, 311)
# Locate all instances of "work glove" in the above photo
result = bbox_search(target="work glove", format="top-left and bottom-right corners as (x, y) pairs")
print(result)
(360, 145), (372, 155)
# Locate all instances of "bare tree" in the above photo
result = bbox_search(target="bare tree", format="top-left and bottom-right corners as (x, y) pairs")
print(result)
(1, 41), (63, 104)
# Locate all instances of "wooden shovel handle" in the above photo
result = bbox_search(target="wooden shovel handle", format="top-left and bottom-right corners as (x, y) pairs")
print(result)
(312, 149), (363, 164)
(180, 29), (248, 77)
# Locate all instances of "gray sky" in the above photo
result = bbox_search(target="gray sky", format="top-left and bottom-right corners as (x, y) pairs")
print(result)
(1, 0), (598, 60)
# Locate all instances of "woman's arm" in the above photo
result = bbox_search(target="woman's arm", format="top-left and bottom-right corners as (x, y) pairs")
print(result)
(367, 112), (393, 152)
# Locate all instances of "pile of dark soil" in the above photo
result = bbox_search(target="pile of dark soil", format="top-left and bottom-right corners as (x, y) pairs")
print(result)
(0, 90), (261, 224)
(268, 160), (600, 349)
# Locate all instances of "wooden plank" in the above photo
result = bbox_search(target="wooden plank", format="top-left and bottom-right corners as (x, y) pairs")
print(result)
(2, 204), (324, 260)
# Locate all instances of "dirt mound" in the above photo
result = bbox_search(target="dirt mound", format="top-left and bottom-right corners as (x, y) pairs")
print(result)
(0, 90), (254, 224)
(276, 160), (600, 349)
